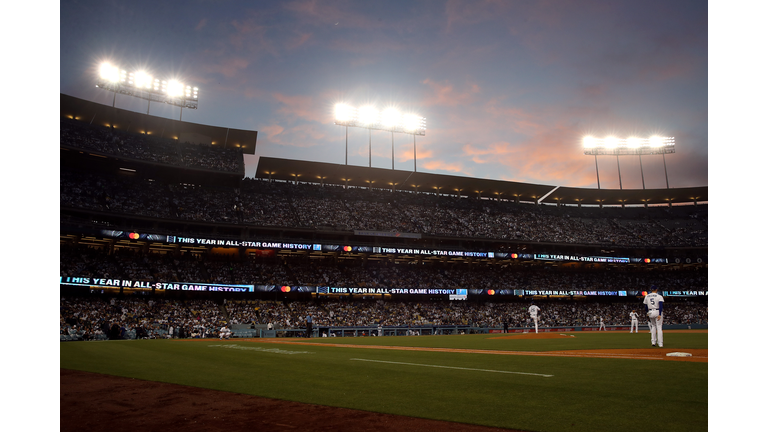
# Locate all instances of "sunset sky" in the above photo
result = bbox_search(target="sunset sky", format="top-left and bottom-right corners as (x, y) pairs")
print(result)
(58, 0), (714, 190)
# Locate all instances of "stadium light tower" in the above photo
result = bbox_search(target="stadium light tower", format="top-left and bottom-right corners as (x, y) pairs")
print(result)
(583, 135), (675, 189)
(334, 102), (426, 171)
(95, 61), (199, 121)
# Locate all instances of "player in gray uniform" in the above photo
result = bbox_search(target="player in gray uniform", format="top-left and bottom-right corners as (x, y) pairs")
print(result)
(643, 286), (664, 347)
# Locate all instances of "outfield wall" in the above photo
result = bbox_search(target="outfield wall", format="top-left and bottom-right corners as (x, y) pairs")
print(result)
(61, 323), (707, 341)
(246, 323), (708, 338)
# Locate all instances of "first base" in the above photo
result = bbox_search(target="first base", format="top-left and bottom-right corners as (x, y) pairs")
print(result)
(666, 352), (693, 357)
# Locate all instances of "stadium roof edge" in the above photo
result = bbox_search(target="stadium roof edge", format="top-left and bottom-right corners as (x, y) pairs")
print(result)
(255, 157), (707, 206)
(60, 93), (257, 154)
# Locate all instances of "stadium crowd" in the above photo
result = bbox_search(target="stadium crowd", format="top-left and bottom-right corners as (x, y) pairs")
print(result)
(60, 242), (707, 340)
(61, 118), (243, 173)
(61, 169), (708, 247)
(60, 118), (708, 342)
(60, 293), (707, 341)
(59, 296), (226, 341)
(60, 243), (708, 294)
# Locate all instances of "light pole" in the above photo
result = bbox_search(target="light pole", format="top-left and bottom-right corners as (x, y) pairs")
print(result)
(334, 103), (426, 171)
(594, 154), (601, 189)
(583, 135), (675, 189)
(391, 131), (395, 170)
(95, 62), (199, 118)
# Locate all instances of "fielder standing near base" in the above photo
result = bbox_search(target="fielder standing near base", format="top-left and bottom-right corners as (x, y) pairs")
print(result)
(528, 303), (541, 333)
(643, 286), (664, 347)
(629, 310), (639, 333)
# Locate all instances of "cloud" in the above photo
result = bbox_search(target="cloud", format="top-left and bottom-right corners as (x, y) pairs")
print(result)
(422, 100), (594, 186)
(267, 122), (332, 148)
(491, 122), (595, 186)
(481, 101), (545, 136)
(463, 141), (518, 165)
(224, 14), (282, 58)
(420, 159), (467, 174)
(195, 18), (207, 31)
(289, 123), (330, 143)
(421, 79), (480, 107)
(272, 92), (327, 124)
(287, 32), (313, 49)
(199, 56), (251, 79)
(443, 0), (511, 32)
(579, 84), (607, 100)
(284, 0), (388, 29)
(261, 124), (285, 141)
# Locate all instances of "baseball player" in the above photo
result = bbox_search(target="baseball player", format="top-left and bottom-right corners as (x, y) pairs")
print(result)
(528, 303), (541, 333)
(598, 316), (606, 331)
(629, 310), (639, 333)
(219, 325), (231, 340)
(643, 286), (664, 347)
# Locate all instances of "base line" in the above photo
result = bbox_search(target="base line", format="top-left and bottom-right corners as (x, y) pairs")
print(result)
(349, 358), (553, 377)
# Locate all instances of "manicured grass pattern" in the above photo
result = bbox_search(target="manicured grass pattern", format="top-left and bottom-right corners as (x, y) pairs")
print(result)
(60, 331), (707, 432)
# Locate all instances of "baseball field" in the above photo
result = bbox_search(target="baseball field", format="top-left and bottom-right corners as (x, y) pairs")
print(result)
(60, 330), (707, 432)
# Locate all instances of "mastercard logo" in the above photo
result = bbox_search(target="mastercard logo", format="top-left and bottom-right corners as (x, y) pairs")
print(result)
(511, 253), (518, 259)
(644, 258), (651, 263)
(128, 232), (140, 240)
(281, 286), (291, 293)
(343, 246), (352, 252)
(487, 290), (495, 295)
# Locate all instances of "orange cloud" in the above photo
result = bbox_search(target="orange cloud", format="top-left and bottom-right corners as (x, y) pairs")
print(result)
(420, 159), (467, 174)
(498, 124), (595, 186)
(481, 100), (545, 135)
(462, 141), (519, 165)
(272, 92), (326, 124)
(261, 124), (285, 141)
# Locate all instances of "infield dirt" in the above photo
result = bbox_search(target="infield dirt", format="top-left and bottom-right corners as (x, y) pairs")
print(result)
(241, 330), (707, 363)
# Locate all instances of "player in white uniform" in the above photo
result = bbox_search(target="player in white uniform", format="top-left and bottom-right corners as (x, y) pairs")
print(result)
(629, 310), (639, 333)
(528, 303), (541, 333)
(643, 286), (664, 347)
(219, 325), (231, 340)
(598, 316), (606, 331)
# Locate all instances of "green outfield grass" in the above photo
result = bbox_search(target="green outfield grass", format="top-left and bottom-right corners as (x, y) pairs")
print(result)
(60, 331), (707, 432)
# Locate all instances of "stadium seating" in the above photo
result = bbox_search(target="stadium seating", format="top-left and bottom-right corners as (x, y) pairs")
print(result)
(59, 116), (707, 341)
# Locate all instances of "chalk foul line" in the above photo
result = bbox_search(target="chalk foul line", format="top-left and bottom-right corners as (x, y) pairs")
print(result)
(349, 358), (553, 377)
